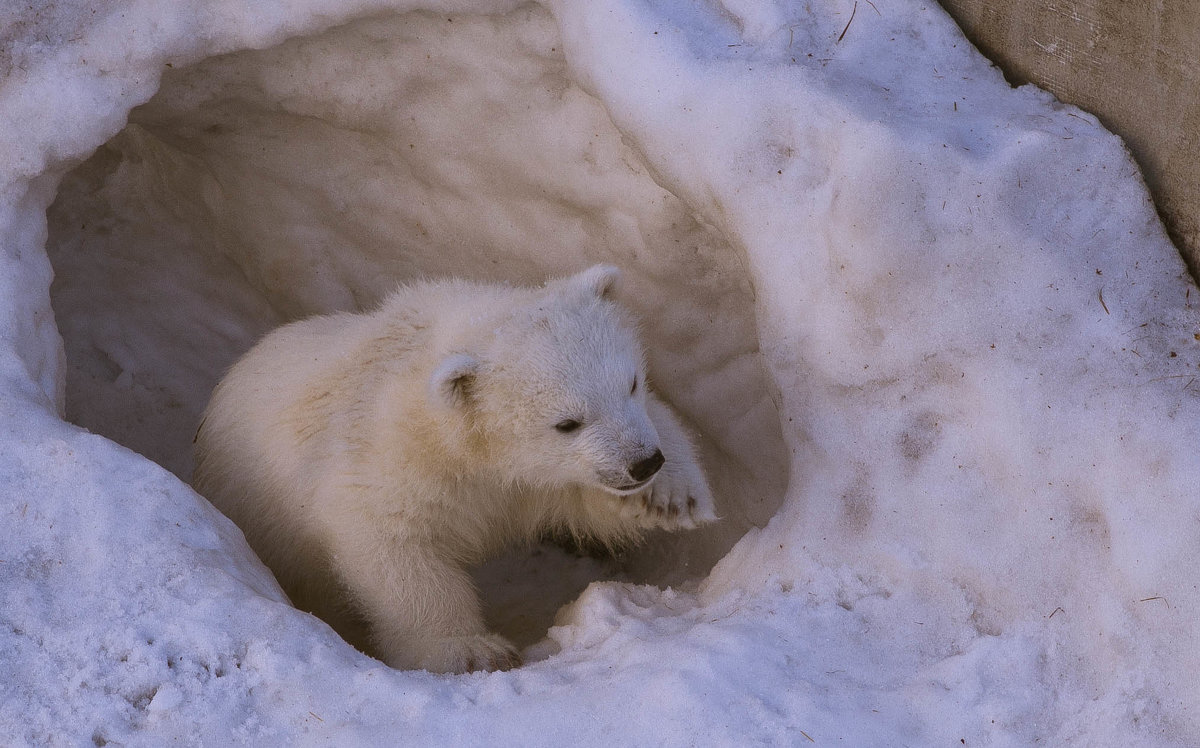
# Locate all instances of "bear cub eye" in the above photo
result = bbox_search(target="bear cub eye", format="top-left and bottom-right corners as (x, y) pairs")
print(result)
(555, 419), (582, 434)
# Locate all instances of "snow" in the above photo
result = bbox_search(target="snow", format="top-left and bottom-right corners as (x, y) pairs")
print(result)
(2, 0), (1198, 744)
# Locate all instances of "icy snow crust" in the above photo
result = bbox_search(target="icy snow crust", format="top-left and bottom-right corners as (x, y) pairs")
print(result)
(3, 0), (1199, 744)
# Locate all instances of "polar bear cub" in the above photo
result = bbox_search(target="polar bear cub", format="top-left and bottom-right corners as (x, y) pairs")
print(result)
(193, 266), (716, 673)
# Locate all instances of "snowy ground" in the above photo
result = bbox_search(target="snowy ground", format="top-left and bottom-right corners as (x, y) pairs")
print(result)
(2, 0), (1199, 744)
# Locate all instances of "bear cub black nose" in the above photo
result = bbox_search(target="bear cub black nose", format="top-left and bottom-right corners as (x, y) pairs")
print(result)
(630, 449), (665, 482)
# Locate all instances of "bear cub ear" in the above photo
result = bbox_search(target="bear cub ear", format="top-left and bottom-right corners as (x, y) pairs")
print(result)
(571, 264), (620, 300)
(430, 353), (479, 408)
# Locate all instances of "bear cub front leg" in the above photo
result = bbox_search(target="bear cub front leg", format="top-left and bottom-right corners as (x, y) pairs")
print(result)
(620, 395), (718, 530)
(332, 526), (520, 674)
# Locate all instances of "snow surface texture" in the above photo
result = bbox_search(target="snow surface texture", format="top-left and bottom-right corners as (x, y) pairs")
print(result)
(2, 0), (1198, 744)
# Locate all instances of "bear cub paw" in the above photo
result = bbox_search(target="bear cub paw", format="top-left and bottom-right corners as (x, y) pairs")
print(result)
(410, 633), (522, 674)
(622, 458), (718, 531)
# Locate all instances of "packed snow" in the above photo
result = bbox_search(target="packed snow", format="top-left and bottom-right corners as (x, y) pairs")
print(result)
(2, 0), (1198, 744)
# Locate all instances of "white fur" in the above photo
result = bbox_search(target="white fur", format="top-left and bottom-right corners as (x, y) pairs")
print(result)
(193, 266), (716, 673)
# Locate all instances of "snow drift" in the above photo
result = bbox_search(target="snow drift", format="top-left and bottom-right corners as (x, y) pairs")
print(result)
(2, 0), (1198, 744)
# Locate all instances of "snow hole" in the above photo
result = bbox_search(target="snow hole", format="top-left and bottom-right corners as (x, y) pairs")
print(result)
(45, 7), (788, 652)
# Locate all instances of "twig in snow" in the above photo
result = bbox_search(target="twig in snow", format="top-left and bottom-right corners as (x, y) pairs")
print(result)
(1139, 596), (1170, 608)
(708, 609), (739, 623)
(1048, 606), (1065, 619)
(1145, 375), (1196, 384)
(837, 1), (858, 43)
(865, 0), (881, 15)
(1098, 288), (1109, 314)
(800, 730), (816, 742)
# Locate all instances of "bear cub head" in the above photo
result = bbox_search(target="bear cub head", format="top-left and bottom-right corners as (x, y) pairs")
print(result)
(430, 265), (664, 494)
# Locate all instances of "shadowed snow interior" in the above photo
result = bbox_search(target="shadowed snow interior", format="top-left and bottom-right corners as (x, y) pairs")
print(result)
(44, 7), (788, 648)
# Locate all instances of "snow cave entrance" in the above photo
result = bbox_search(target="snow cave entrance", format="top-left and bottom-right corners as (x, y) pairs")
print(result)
(45, 7), (788, 651)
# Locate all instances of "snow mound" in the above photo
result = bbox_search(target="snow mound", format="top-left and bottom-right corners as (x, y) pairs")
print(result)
(2, 0), (1198, 744)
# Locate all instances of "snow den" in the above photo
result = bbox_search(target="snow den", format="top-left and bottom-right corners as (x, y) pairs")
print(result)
(44, 7), (788, 648)
(10, 0), (1200, 741)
